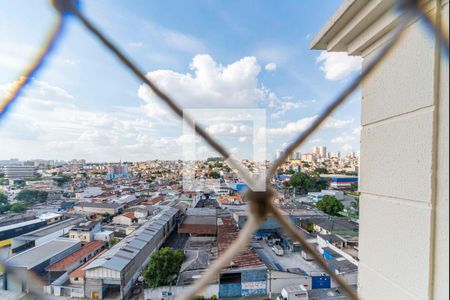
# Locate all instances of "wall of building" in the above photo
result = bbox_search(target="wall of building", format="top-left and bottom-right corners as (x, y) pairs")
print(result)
(144, 284), (219, 300)
(219, 268), (267, 298)
(358, 1), (449, 299)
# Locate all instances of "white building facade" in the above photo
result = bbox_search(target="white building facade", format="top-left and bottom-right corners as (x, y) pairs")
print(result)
(312, 0), (448, 299)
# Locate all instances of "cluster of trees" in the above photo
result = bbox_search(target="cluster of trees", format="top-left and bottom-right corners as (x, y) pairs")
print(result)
(316, 195), (344, 216)
(0, 189), (49, 214)
(143, 247), (185, 288)
(208, 171), (221, 179)
(314, 167), (329, 174)
(52, 174), (72, 187)
(285, 172), (329, 195)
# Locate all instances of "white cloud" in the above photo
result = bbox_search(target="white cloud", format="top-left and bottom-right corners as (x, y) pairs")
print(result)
(341, 144), (354, 152)
(265, 62), (277, 72)
(138, 55), (273, 122)
(239, 136), (248, 143)
(271, 100), (305, 118)
(325, 117), (354, 129)
(0, 79), (74, 102)
(316, 51), (362, 81)
(268, 116), (317, 136)
(352, 127), (362, 136)
(331, 135), (355, 144)
(206, 122), (252, 136)
(0, 79), (160, 161)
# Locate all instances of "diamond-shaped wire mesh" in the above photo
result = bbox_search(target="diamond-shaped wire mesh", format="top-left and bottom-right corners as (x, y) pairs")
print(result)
(0, 0), (448, 299)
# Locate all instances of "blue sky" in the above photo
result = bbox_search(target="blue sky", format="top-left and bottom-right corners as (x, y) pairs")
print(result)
(0, 0), (362, 162)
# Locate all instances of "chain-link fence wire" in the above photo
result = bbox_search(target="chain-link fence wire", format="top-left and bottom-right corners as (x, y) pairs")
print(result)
(0, 0), (448, 299)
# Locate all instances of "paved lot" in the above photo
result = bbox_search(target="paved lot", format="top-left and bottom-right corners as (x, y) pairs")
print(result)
(254, 240), (324, 275)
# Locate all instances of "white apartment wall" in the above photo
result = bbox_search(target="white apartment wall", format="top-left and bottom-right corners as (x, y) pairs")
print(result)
(312, 1), (448, 299)
(432, 2), (449, 299)
(357, 2), (449, 300)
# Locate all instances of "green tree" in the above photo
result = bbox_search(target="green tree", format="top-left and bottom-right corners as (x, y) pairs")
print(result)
(208, 171), (221, 179)
(10, 202), (28, 213)
(143, 247), (185, 288)
(0, 204), (11, 214)
(350, 182), (359, 192)
(53, 174), (72, 187)
(314, 167), (329, 174)
(287, 172), (329, 195)
(0, 192), (8, 205)
(316, 195), (344, 216)
(15, 190), (48, 204)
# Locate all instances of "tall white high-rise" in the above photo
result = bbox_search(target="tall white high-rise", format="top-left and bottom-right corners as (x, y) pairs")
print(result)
(313, 146), (327, 158)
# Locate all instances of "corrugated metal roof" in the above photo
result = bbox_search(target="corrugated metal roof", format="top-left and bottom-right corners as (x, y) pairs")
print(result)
(6, 237), (81, 270)
(84, 207), (178, 273)
(14, 218), (82, 241)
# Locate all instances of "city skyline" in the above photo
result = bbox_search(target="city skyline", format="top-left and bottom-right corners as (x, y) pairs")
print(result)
(0, 0), (361, 161)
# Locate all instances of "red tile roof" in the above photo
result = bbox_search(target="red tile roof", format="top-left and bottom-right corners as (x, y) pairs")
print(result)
(121, 212), (136, 219)
(69, 249), (107, 279)
(47, 240), (105, 272)
(218, 216), (264, 269)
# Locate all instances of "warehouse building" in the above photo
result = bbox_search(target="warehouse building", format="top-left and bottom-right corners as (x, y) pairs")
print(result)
(3, 237), (81, 293)
(83, 207), (179, 299)
(11, 217), (82, 254)
(0, 218), (47, 245)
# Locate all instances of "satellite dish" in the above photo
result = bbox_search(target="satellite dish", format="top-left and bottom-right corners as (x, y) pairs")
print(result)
(138, 276), (144, 282)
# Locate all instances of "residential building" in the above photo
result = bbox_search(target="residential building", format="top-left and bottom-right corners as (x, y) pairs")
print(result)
(3, 165), (35, 179)
(112, 212), (138, 226)
(69, 221), (101, 243)
(313, 1), (448, 298)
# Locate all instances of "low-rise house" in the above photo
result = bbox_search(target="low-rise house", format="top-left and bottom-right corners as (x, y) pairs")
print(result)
(69, 221), (101, 243)
(113, 212), (138, 226)
(125, 205), (159, 219)
(94, 230), (114, 243)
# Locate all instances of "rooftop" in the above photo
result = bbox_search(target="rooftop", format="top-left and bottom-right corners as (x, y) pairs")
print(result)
(47, 240), (105, 271)
(218, 215), (264, 270)
(84, 207), (179, 272)
(13, 218), (82, 241)
(311, 0), (397, 54)
(6, 237), (81, 270)
(75, 202), (123, 209)
(0, 218), (45, 233)
(71, 220), (100, 231)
